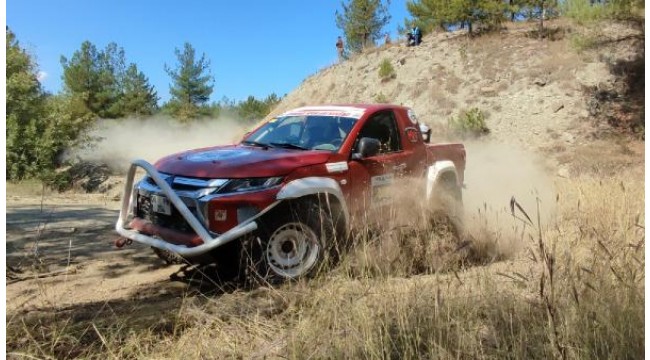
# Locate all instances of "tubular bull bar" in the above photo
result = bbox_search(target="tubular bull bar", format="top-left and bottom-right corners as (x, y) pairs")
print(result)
(115, 159), (275, 257)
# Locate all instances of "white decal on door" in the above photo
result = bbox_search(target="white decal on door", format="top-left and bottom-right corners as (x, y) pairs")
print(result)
(371, 173), (394, 206)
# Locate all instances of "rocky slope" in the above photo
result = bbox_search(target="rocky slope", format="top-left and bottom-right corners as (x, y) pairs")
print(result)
(269, 20), (643, 161)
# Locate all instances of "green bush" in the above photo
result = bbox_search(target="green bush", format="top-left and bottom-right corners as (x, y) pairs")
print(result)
(378, 58), (396, 81)
(570, 34), (600, 52)
(374, 92), (390, 103)
(7, 30), (95, 184)
(562, 0), (643, 23)
(562, 0), (606, 24)
(447, 108), (489, 137)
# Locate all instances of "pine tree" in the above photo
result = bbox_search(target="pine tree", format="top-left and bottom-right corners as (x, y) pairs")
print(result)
(61, 41), (126, 118)
(406, 0), (453, 33)
(235, 93), (282, 122)
(336, 0), (391, 53)
(407, 0), (507, 34)
(60, 41), (101, 117)
(164, 42), (214, 121)
(526, 0), (559, 35)
(98, 42), (127, 118)
(120, 64), (159, 117)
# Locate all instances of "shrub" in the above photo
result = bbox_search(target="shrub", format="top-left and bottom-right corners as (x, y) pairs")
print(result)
(562, 0), (643, 23)
(570, 33), (600, 52)
(374, 92), (390, 103)
(447, 107), (489, 137)
(378, 58), (396, 81)
(562, 0), (606, 24)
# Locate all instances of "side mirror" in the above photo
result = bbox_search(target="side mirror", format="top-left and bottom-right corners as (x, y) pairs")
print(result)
(422, 129), (431, 143)
(352, 137), (381, 159)
(419, 124), (431, 143)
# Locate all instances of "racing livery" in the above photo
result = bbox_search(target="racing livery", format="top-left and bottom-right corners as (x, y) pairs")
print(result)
(116, 104), (466, 282)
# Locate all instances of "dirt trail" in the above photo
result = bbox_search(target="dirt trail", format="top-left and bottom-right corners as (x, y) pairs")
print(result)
(6, 194), (192, 315)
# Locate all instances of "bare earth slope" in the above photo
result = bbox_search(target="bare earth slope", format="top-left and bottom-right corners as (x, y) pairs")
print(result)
(272, 21), (641, 156)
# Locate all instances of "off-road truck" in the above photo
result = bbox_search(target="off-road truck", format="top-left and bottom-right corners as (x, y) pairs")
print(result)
(116, 104), (466, 282)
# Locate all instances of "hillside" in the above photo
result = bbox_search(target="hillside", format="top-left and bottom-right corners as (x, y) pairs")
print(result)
(271, 20), (643, 174)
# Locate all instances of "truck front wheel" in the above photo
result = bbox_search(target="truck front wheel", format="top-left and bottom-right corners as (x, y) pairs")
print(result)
(241, 201), (337, 285)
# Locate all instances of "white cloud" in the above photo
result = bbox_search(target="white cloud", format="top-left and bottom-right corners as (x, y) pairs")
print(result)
(37, 71), (48, 82)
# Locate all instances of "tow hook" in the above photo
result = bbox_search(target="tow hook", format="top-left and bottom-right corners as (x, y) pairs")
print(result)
(115, 237), (133, 249)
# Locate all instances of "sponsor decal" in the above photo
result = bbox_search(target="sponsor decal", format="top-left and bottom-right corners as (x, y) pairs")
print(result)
(405, 128), (420, 143)
(371, 173), (394, 186)
(214, 209), (227, 222)
(371, 173), (394, 207)
(186, 149), (252, 162)
(325, 162), (349, 173)
(282, 106), (366, 119)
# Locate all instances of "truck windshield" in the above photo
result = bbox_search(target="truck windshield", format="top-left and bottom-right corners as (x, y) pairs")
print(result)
(244, 115), (357, 151)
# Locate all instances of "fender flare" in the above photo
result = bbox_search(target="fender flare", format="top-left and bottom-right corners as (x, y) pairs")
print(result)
(276, 176), (350, 228)
(426, 160), (460, 200)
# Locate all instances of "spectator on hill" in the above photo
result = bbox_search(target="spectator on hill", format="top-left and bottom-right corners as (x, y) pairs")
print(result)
(411, 26), (422, 46)
(336, 36), (344, 61)
(384, 33), (391, 46)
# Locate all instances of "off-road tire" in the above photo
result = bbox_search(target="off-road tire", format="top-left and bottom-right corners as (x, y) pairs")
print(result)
(430, 180), (464, 239)
(239, 200), (340, 287)
(152, 247), (184, 265)
(154, 241), (247, 285)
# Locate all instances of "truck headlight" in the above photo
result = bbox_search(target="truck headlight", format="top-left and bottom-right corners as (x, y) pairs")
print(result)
(218, 177), (283, 193)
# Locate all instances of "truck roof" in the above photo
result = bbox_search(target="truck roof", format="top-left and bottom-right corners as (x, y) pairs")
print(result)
(278, 104), (408, 119)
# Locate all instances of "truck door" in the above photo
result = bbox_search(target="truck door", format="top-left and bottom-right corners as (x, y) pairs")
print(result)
(347, 110), (413, 217)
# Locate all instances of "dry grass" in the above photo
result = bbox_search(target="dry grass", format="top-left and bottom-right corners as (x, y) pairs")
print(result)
(6, 171), (644, 359)
(556, 139), (644, 178)
(6, 179), (52, 197)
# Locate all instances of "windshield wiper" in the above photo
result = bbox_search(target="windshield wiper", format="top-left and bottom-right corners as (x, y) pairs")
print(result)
(269, 142), (309, 150)
(241, 140), (272, 148)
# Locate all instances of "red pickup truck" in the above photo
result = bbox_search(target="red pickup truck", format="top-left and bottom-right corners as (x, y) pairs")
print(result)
(116, 104), (466, 282)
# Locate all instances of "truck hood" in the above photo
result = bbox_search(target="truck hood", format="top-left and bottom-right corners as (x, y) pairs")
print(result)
(154, 144), (332, 179)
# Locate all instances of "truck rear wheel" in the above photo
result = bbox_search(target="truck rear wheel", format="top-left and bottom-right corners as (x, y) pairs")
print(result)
(430, 178), (464, 239)
(240, 200), (337, 285)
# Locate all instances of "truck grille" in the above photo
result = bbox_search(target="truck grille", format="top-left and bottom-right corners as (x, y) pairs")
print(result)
(145, 175), (228, 194)
(136, 194), (195, 234)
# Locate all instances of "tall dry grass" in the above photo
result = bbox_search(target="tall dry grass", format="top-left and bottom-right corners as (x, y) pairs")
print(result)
(6, 175), (644, 359)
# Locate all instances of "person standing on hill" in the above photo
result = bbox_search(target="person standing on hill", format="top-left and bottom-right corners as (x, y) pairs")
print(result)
(411, 26), (422, 46)
(336, 36), (345, 61)
(407, 31), (414, 46)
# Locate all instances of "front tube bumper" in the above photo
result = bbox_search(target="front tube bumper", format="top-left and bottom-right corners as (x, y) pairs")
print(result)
(115, 159), (261, 257)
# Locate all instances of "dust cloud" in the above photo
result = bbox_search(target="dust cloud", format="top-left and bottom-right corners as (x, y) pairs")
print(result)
(461, 141), (556, 255)
(366, 140), (556, 263)
(70, 116), (251, 172)
(462, 141), (555, 220)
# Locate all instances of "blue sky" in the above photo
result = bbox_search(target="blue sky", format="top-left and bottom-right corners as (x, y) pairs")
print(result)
(7, 1), (410, 104)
